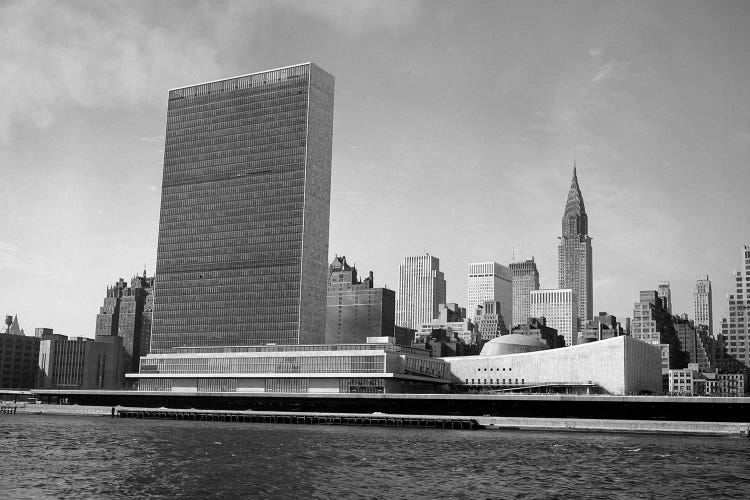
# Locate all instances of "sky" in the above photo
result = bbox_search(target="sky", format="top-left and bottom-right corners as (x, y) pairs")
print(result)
(1, 0), (748, 337)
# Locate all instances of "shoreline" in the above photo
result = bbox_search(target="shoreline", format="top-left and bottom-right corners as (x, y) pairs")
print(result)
(6, 403), (749, 437)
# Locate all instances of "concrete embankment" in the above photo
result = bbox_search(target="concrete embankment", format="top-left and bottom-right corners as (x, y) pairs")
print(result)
(478, 416), (750, 437)
(10, 403), (112, 417)
(6, 404), (749, 437)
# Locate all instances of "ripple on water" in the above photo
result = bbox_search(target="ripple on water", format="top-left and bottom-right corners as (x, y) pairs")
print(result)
(1, 415), (749, 498)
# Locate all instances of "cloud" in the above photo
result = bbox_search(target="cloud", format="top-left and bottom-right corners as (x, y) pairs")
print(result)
(0, 1), (223, 141)
(589, 47), (603, 58)
(284, 0), (423, 34)
(589, 60), (631, 86)
(0, 240), (53, 275)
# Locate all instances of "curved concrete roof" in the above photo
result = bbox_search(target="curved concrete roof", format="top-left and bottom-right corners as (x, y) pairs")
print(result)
(480, 334), (549, 356)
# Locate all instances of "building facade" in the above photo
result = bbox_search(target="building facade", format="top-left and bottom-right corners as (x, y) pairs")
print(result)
(558, 166), (593, 326)
(325, 256), (395, 344)
(529, 289), (576, 347)
(37, 335), (125, 390)
(0, 327), (39, 389)
(147, 63), (334, 353)
(632, 290), (670, 373)
(509, 258), (540, 328)
(95, 273), (154, 372)
(720, 245), (750, 369)
(694, 275), (713, 335)
(657, 281), (672, 314)
(443, 335), (662, 396)
(130, 338), (449, 394)
(467, 261), (512, 330)
(474, 301), (509, 341)
(396, 254), (446, 330)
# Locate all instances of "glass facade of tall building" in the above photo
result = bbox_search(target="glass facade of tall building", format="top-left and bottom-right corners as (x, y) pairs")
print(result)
(149, 63), (334, 354)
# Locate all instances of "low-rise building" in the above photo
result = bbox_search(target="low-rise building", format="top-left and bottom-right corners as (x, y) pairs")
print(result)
(37, 335), (125, 390)
(0, 320), (40, 389)
(443, 335), (662, 395)
(130, 337), (450, 394)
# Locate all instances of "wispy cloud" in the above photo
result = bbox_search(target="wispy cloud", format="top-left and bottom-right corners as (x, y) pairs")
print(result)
(0, 240), (53, 275)
(0, 1), (223, 141)
(285, 0), (423, 34)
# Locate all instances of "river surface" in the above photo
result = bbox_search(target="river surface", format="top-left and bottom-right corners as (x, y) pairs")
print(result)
(1, 414), (748, 499)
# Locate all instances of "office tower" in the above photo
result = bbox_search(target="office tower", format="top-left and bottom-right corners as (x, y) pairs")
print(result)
(95, 273), (154, 372)
(719, 245), (750, 368)
(0, 318), (39, 389)
(694, 275), (713, 335)
(148, 63), (334, 353)
(474, 300), (509, 341)
(509, 258), (540, 328)
(396, 254), (446, 330)
(632, 291), (663, 346)
(658, 281), (672, 314)
(558, 165), (593, 325)
(467, 261), (512, 330)
(325, 256), (396, 344)
(529, 289), (576, 347)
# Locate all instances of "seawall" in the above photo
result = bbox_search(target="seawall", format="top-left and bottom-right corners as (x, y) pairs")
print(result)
(6, 404), (749, 437)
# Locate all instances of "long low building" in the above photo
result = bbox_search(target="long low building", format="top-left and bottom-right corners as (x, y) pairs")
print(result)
(442, 334), (663, 395)
(127, 338), (451, 394)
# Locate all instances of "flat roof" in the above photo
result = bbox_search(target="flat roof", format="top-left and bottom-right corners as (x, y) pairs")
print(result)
(169, 62), (313, 91)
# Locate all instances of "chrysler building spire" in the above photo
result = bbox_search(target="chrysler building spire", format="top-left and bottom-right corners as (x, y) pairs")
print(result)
(558, 163), (593, 333)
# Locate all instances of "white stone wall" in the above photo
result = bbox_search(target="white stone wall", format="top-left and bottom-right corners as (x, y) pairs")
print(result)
(444, 336), (662, 395)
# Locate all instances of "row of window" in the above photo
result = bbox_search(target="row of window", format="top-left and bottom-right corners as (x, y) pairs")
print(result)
(169, 87), (308, 116)
(167, 94), (307, 122)
(165, 142), (307, 167)
(161, 185), (305, 210)
(167, 103), (308, 131)
(162, 168), (305, 197)
(158, 231), (302, 251)
(160, 208), (304, 229)
(165, 132), (306, 160)
(142, 355), (385, 375)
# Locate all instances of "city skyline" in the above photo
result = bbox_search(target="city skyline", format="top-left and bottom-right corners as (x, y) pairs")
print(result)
(1, 2), (749, 337)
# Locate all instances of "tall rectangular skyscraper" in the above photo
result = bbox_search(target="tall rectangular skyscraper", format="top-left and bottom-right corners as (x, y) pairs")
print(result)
(467, 261), (512, 330)
(694, 275), (713, 335)
(509, 258), (540, 328)
(149, 63), (334, 353)
(720, 245), (750, 368)
(529, 289), (576, 347)
(558, 165), (593, 325)
(396, 255), (446, 330)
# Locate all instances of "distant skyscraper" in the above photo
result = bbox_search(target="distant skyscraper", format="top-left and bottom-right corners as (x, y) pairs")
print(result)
(694, 275), (713, 335)
(720, 245), (750, 368)
(509, 258), (540, 328)
(558, 165), (593, 325)
(325, 256), (395, 344)
(657, 281), (672, 314)
(529, 289), (576, 347)
(467, 262), (512, 330)
(632, 290), (670, 373)
(396, 254), (446, 330)
(148, 63), (334, 353)
(95, 273), (154, 372)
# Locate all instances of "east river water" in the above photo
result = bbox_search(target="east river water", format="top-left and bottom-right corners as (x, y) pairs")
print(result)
(1, 414), (748, 499)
